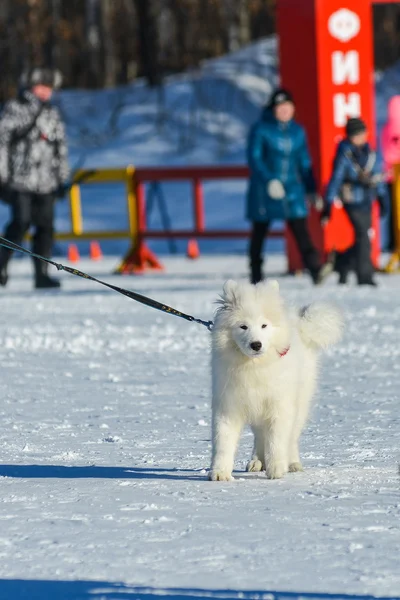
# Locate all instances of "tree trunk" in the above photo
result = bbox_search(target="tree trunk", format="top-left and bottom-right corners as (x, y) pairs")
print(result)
(101, 0), (116, 87)
(85, 0), (103, 87)
(133, 0), (161, 86)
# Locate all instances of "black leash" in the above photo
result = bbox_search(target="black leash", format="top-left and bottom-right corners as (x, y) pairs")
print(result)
(0, 237), (213, 331)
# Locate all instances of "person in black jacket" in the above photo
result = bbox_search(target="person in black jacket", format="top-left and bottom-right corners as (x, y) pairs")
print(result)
(0, 68), (69, 289)
(324, 118), (388, 286)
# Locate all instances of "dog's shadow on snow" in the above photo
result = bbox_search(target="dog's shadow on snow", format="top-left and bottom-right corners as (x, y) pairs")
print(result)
(0, 580), (398, 600)
(0, 464), (207, 481)
(0, 464), (264, 482)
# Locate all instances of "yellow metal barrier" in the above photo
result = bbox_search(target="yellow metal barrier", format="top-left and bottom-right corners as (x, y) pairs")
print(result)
(55, 166), (137, 242)
(383, 164), (400, 273)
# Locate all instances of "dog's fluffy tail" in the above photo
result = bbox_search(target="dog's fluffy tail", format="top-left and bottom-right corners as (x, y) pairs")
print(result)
(298, 302), (344, 350)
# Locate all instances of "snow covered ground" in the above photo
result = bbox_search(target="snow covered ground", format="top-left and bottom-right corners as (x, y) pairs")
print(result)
(0, 255), (399, 600)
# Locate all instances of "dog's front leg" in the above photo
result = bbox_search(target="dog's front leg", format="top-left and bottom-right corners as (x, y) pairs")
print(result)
(263, 417), (291, 480)
(246, 425), (266, 472)
(209, 413), (242, 481)
(288, 443), (303, 473)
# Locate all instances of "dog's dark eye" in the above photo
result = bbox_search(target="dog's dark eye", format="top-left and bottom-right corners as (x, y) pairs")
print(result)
(240, 325), (248, 330)
(262, 324), (267, 329)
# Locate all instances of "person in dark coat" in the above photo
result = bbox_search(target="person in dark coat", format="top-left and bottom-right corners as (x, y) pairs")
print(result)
(0, 67), (69, 289)
(324, 117), (388, 286)
(246, 88), (329, 285)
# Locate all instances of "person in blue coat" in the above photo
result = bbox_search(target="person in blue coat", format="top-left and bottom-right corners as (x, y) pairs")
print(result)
(324, 117), (388, 286)
(246, 88), (328, 284)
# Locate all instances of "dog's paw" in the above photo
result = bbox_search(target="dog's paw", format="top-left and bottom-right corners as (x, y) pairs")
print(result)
(208, 469), (234, 482)
(266, 462), (287, 480)
(246, 459), (264, 472)
(289, 462), (304, 473)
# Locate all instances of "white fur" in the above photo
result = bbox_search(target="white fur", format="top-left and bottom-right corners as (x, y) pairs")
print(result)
(209, 280), (344, 482)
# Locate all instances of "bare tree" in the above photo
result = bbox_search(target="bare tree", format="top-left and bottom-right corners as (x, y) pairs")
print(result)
(48, 0), (62, 68)
(133, 0), (161, 86)
(0, 0), (398, 103)
(85, 0), (102, 87)
(373, 3), (400, 71)
(101, 0), (117, 86)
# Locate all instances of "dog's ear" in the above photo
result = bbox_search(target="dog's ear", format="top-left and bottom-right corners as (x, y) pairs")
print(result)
(222, 280), (238, 306)
(267, 279), (279, 292)
(257, 279), (280, 293)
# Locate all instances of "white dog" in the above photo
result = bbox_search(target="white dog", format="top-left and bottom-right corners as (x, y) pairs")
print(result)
(209, 279), (343, 481)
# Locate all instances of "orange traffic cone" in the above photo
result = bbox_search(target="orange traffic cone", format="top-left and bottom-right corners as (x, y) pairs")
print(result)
(90, 241), (103, 261)
(67, 244), (80, 262)
(115, 241), (164, 274)
(187, 239), (200, 260)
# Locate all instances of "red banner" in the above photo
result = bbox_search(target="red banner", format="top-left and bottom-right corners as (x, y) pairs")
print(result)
(278, 0), (380, 267)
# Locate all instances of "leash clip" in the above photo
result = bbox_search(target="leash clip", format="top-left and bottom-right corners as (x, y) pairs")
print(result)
(192, 318), (213, 331)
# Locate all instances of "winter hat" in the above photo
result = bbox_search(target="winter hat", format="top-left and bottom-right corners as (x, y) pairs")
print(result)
(20, 67), (63, 90)
(345, 117), (367, 137)
(268, 88), (294, 109)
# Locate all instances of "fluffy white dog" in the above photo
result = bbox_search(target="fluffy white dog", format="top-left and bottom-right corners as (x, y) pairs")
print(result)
(209, 279), (343, 481)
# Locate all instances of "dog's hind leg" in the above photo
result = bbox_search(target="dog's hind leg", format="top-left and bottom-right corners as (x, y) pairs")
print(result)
(288, 440), (304, 473)
(246, 426), (266, 472)
(288, 411), (306, 472)
(209, 414), (242, 481)
(264, 417), (292, 480)
(288, 388), (314, 473)
(288, 419), (303, 473)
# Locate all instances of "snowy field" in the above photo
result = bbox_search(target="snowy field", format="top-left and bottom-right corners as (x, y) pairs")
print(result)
(0, 255), (399, 600)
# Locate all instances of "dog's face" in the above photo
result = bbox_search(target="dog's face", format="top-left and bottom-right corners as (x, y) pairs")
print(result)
(231, 312), (274, 358)
(214, 279), (287, 359)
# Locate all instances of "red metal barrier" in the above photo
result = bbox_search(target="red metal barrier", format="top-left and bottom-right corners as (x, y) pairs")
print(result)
(116, 165), (285, 274)
(115, 164), (380, 275)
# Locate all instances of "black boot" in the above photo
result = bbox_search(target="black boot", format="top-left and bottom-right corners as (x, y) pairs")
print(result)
(358, 278), (378, 287)
(0, 247), (10, 287)
(0, 265), (8, 287)
(34, 260), (61, 289)
(250, 260), (263, 285)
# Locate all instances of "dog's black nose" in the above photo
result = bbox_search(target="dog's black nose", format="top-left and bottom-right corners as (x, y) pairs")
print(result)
(250, 341), (262, 352)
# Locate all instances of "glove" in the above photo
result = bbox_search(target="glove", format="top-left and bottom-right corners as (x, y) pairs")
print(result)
(333, 197), (343, 209)
(55, 183), (69, 199)
(308, 193), (324, 212)
(267, 179), (285, 200)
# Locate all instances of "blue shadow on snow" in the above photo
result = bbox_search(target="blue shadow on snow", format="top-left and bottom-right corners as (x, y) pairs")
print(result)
(0, 464), (206, 481)
(0, 581), (399, 600)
